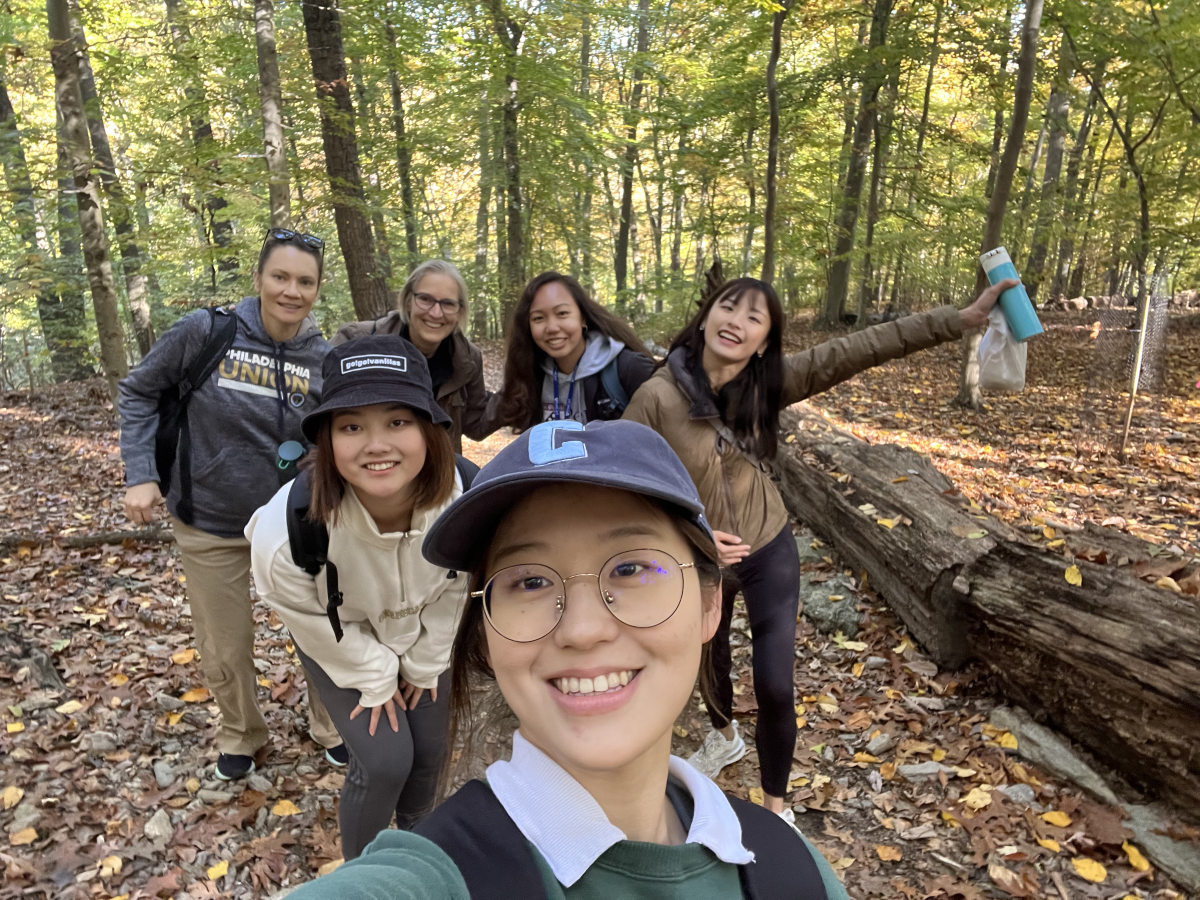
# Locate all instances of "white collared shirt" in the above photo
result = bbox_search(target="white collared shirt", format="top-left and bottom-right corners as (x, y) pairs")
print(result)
(486, 731), (755, 888)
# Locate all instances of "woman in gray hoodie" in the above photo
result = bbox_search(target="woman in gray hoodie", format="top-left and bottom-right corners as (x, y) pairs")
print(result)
(118, 230), (343, 781)
(491, 271), (655, 432)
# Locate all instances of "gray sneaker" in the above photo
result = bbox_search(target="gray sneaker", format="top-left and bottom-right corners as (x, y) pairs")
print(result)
(687, 720), (746, 779)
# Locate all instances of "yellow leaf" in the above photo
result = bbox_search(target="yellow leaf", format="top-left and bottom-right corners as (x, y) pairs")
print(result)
(963, 787), (993, 810)
(891, 476), (908, 483)
(6, 723), (24, 733)
(180, 688), (210, 703)
(171, 649), (196, 665)
(108, 674), (128, 687)
(1047, 539), (1065, 549)
(784, 434), (796, 443)
(941, 810), (962, 828)
(109, 896), (130, 900)
(932, 748), (946, 762)
(999, 732), (1018, 749)
(832, 857), (854, 870)
(748, 787), (764, 806)
(880, 762), (897, 780)
(186, 777), (200, 793)
(257, 676), (274, 688)
(852, 662), (865, 677)
(875, 844), (903, 861)
(853, 752), (880, 763)
(2, 786), (23, 810)
(841, 640), (868, 652)
(9, 827), (37, 846)
(1072, 857), (1107, 883)
(1041, 810), (1072, 827)
(966, 531), (987, 539)
(1156, 576), (1182, 593)
(892, 637), (914, 654)
(55, 700), (83, 714)
(100, 855), (123, 876)
(672, 725), (688, 738)
(168, 713), (184, 726)
(271, 799), (301, 817)
(795, 716), (807, 728)
(877, 518), (897, 529)
(207, 860), (229, 881)
(1037, 838), (1061, 853)
(1122, 840), (1150, 872)
(1065, 565), (1083, 586)
(1043, 526), (1056, 539)
(317, 859), (345, 876)
(110, 696), (122, 709)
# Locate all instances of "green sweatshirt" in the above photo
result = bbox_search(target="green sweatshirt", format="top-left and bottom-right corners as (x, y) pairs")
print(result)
(287, 827), (849, 900)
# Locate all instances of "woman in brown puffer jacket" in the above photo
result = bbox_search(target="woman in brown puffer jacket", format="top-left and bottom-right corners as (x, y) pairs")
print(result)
(624, 273), (1017, 822)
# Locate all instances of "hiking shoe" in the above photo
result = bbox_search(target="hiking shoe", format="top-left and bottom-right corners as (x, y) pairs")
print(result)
(215, 753), (255, 781)
(778, 806), (796, 826)
(687, 720), (746, 779)
(325, 744), (349, 767)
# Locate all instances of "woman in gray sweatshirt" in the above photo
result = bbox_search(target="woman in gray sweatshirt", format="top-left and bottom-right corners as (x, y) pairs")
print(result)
(117, 230), (342, 781)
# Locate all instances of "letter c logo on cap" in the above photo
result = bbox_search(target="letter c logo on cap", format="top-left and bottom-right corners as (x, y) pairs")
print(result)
(528, 420), (587, 466)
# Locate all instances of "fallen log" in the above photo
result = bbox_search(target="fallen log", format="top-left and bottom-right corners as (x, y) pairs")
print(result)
(775, 405), (1200, 811)
(0, 526), (174, 551)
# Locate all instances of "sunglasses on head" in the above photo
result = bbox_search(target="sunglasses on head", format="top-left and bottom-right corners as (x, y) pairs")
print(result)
(263, 228), (325, 255)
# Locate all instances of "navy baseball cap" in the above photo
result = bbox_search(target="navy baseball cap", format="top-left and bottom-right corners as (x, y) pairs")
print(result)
(422, 419), (714, 572)
(302, 335), (450, 441)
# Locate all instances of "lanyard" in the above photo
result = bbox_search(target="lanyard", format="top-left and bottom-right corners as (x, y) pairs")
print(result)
(552, 368), (577, 421)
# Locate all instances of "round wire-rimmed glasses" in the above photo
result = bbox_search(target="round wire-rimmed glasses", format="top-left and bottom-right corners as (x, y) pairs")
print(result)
(473, 549), (696, 643)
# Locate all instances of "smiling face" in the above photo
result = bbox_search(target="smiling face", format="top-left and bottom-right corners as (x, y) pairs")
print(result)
(528, 281), (587, 372)
(702, 287), (773, 368)
(330, 403), (427, 507)
(483, 484), (720, 778)
(405, 271), (463, 357)
(254, 245), (321, 341)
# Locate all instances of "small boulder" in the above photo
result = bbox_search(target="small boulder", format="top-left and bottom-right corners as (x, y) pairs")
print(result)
(997, 783), (1037, 807)
(247, 773), (274, 794)
(155, 694), (185, 712)
(865, 733), (897, 756)
(82, 731), (118, 753)
(144, 808), (173, 843)
(801, 576), (861, 637)
(897, 761), (956, 782)
(6, 802), (41, 834)
(197, 789), (234, 804)
(152, 760), (175, 789)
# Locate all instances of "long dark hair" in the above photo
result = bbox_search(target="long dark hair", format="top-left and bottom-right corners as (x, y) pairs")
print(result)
(670, 276), (785, 460)
(497, 272), (649, 431)
(304, 411), (456, 526)
(442, 499), (723, 794)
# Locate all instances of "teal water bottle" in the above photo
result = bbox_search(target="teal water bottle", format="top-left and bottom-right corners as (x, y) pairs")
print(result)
(276, 440), (306, 485)
(979, 247), (1043, 342)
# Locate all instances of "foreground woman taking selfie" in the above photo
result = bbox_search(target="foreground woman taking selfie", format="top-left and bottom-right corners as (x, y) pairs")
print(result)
(289, 419), (849, 899)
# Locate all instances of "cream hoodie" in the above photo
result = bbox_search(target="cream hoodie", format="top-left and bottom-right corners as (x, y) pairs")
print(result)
(245, 475), (469, 707)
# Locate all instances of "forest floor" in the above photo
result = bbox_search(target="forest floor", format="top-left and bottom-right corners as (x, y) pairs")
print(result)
(0, 307), (1197, 900)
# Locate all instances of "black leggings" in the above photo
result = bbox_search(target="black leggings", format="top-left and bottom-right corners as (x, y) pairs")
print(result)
(296, 646), (451, 860)
(708, 525), (801, 797)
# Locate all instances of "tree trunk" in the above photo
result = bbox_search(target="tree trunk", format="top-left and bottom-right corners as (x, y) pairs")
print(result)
(774, 404), (1200, 811)
(742, 116), (756, 277)
(386, 16), (419, 273)
(819, 0), (893, 327)
(164, 0), (236, 284)
(301, 0), (389, 321)
(1023, 39), (1074, 301)
(48, 0), (127, 401)
(956, 0), (1044, 409)
(71, 7), (154, 357)
(0, 72), (91, 382)
(1050, 72), (1100, 299)
(254, 0), (291, 230)
(615, 0), (650, 307)
(473, 87), (492, 335)
(760, 0), (790, 284)
(1015, 115), (1047, 253)
(983, 3), (1011, 201)
(855, 63), (898, 330)
(488, 1), (524, 330)
(1068, 108), (1116, 297)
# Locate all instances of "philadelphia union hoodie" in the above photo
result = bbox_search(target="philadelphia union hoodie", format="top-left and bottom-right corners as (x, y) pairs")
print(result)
(118, 296), (329, 538)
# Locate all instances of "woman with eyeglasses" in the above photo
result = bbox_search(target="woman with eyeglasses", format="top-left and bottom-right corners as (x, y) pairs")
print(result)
(490, 271), (655, 432)
(285, 419), (850, 900)
(247, 336), (469, 860)
(333, 260), (491, 453)
(118, 228), (345, 781)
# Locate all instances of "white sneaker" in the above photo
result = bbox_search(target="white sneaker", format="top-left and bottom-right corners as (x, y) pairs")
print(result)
(778, 806), (796, 826)
(687, 720), (746, 779)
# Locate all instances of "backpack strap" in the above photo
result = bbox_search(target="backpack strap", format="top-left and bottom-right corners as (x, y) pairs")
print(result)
(599, 356), (630, 412)
(454, 454), (480, 491)
(728, 795), (828, 900)
(285, 471), (344, 642)
(415, 779), (547, 900)
(171, 308), (238, 524)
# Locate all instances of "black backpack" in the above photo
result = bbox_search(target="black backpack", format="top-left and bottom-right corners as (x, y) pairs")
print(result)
(415, 779), (828, 900)
(285, 456), (480, 641)
(154, 307), (238, 525)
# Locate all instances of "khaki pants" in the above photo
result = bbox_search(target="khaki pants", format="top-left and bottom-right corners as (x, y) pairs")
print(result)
(171, 517), (340, 756)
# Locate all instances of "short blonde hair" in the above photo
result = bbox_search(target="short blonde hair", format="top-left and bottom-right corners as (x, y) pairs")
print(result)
(396, 259), (470, 334)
